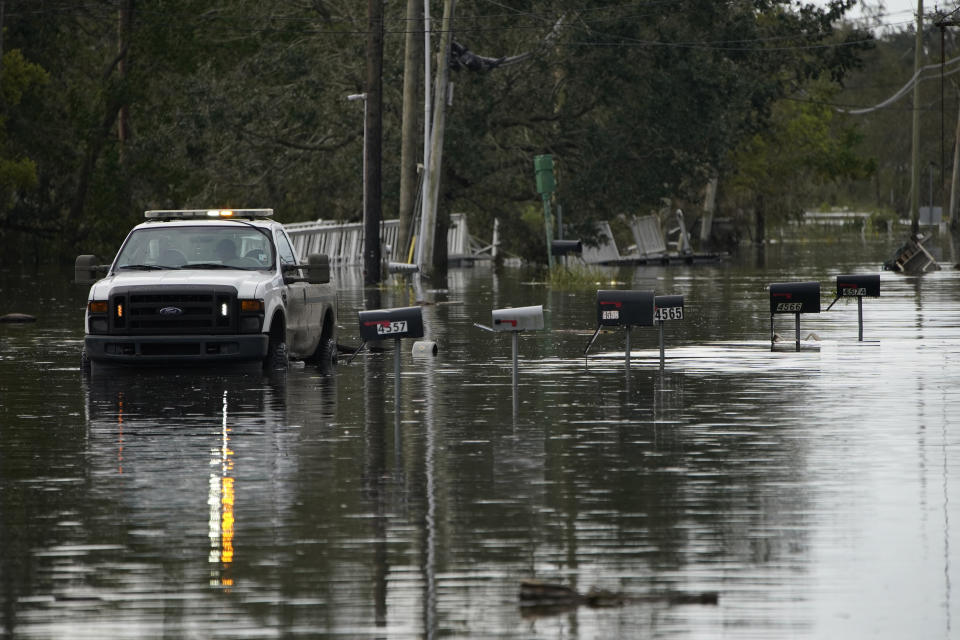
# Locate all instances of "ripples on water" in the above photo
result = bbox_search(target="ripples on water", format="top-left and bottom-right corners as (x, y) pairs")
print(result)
(1, 241), (958, 638)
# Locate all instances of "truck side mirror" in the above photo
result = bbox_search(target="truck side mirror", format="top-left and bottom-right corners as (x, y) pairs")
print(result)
(75, 255), (107, 285)
(305, 253), (330, 284)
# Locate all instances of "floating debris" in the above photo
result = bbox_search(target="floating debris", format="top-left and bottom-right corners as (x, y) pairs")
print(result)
(884, 234), (940, 274)
(518, 580), (718, 618)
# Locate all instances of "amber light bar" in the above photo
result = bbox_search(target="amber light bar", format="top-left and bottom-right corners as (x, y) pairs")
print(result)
(144, 209), (273, 220)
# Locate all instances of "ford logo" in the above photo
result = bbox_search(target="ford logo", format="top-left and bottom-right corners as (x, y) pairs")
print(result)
(159, 306), (184, 316)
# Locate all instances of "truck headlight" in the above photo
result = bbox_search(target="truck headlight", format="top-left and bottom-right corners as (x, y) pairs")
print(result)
(240, 299), (263, 313)
(88, 300), (109, 334)
(238, 299), (264, 334)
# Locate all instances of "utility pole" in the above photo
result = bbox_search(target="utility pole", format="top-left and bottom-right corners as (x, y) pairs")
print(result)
(418, 0), (455, 278)
(910, 0), (923, 234)
(700, 176), (718, 249)
(397, 0), (422, 265)
(117, 0), (133, 158)
(935, 7), (960, 263)
(363, 0), (384, 285)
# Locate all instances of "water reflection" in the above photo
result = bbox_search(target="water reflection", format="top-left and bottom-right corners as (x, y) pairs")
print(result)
(208, 390), (235, 586)
(2, 245), (959, 638)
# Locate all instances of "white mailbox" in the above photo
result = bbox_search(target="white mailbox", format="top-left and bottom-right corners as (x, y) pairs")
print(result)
(492, 305), (544, 332)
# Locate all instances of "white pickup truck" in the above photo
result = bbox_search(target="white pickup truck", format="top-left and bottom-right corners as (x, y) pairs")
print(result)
(75, 209), (337, 372)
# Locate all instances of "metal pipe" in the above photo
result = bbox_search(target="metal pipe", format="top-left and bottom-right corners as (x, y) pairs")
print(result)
(659, 321), (665, 368)
(858, 297), (864, 342)
(394, 337), (401, 415)
(511, 331), (519, 412)
(625, 326), (631, 374)
(795, 313), (801, 352)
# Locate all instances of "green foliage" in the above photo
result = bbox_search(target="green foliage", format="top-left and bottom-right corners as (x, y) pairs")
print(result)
(726, 80), (875, 228)
(0, 0), (872, 264)
(547, 263), (611, 290)
(0, 48), (47, 201)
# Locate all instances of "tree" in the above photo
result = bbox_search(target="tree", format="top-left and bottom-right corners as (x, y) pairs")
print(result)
(0, 48), (47, 217)
(435, 0), (870, 260)
(724, 82), (875, 242)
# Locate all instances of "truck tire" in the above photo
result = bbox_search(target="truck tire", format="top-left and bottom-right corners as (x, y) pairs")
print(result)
(80, 349), (91, 373)
(314, 337), (337, 372)
(267, 341), (289, 370)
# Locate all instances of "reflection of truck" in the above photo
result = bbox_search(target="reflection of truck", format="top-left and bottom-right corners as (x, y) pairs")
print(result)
(75, 209), (337, 371)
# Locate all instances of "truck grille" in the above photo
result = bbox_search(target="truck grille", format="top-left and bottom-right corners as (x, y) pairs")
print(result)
(108, 285), (238, 335)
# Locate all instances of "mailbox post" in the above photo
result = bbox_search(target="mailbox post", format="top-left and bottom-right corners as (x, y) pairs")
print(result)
(769, 282), (820, 351)
(654, 294), (684, 367)
(584, 290), (655, 373)
(534, 154), (556, 270)
(355, 306), (425, 412)
(826, 274), (880, 341)
(475, 305), (544, 413)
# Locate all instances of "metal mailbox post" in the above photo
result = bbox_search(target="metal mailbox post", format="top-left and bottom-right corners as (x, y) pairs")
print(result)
(584, 290), (655, 372)
(826, 274), (880, 341)
(769, 281), (820, 351)
(654, 294), (684, 366)
(476, 305), (544, 413)
(355, 306), (425, 411)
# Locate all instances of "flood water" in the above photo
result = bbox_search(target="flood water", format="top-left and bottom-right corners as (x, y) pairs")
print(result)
(1, 239), (958, 639)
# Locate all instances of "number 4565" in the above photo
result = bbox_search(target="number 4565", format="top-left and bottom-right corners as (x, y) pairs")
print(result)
(655, 307), (683, 321)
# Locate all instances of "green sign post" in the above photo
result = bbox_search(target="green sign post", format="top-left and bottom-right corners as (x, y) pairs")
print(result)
(534, 154), (556, 269)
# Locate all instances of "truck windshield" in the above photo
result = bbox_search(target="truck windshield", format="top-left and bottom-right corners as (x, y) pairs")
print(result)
(115, 226), (275, 270)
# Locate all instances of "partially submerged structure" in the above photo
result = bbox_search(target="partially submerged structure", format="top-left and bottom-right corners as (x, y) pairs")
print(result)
(286, 213), (494, 267)
(580, 212), (723, 266)
(883, 233), (940, 274)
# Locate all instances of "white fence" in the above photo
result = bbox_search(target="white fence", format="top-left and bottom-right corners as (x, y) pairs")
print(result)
(285, 213), (487, 266)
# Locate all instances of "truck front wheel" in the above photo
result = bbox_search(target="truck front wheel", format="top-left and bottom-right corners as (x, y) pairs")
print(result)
(313, 337), (337, 373)
(267, 341), (289, 370)
(264, 316), (288, 370)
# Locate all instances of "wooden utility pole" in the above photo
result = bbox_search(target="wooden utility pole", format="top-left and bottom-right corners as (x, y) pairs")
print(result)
(397, 0), (422, 265)
(418, 0), (455, 278)
(700, 176), (718, 249)
(910, 0), (923, 234)
(363, 0), (384, 285)
(934, 9), (960, 264)
(117, 0), (133, 155)
(948, 88), (960, 264)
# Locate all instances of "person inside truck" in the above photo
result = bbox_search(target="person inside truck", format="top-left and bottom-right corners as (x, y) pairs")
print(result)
(215, 238), (237, 263)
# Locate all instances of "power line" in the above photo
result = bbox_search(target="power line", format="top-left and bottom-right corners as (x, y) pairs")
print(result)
(839, 53), (960, 114)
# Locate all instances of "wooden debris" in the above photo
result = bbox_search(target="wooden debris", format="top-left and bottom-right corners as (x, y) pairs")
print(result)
(884, 234), (940, 274)
(518, 580), (718, 617)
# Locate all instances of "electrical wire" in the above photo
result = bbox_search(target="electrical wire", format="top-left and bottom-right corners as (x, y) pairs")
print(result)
(839, 53), (960, 114)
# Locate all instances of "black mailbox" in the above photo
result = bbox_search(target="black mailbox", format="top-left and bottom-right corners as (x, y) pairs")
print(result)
(596, 290), (655, 327)
(654, 295), (684, 322)
(836, 274), (880, 298)
(769, 282), (820, 315)
(551, 239), (583, 256)
(358, 306), (424, 341)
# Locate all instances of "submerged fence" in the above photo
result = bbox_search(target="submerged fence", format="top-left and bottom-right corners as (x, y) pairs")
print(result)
(286, 213), (491, 266)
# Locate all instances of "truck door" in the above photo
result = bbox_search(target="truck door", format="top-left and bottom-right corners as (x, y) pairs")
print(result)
(275, 230), (309, 354)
